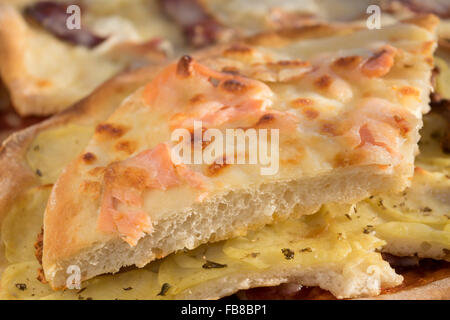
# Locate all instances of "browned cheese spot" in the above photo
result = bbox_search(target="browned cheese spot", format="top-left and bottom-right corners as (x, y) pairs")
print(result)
(332, 55), (362, 70)
(115, 141), (136, 154)
(221, 66), (241, 75)
(207, 156), (229, 176)
(314, 75), (333, 89)
(290, 98), (314, 107)
(302, 108), (319, 119)
(105, 165), (148, 191)
(189, 94), (206, 104)
(221, 79), (247, 93)
(82, 152), (96, 164)
(321, 121), (338, 136)
(223, 44), (253, 56)
(255, 113), (275, 127)
(188, 127), (210, 150)
(95, 123), (128, 139)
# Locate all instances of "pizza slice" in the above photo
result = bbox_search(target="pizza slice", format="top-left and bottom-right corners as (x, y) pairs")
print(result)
(0, 0), (181, 116)
(0, 42), (404, 300)
(40, 16), (439, 289)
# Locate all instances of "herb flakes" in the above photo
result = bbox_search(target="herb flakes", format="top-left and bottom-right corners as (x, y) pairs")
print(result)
(281, 248), (295, 259)
(363, 225), (375, 234)
(15, 283), (27, 291)
(157, 283), (171, 296)
(378, 199), (386, 209)
(202, 260), (228, 269)
(246, 252), (260, 258)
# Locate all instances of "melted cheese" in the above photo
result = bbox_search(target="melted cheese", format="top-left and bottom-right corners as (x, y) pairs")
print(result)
(1, 186), (51, 264)
(26, 124), (94, 184)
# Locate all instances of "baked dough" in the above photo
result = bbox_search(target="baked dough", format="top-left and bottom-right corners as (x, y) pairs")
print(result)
(41, 16), (438, 288)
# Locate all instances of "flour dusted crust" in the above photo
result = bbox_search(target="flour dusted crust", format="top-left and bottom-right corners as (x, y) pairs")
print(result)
(40, 16), (440, 289)
(0, 1), (180, 116)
